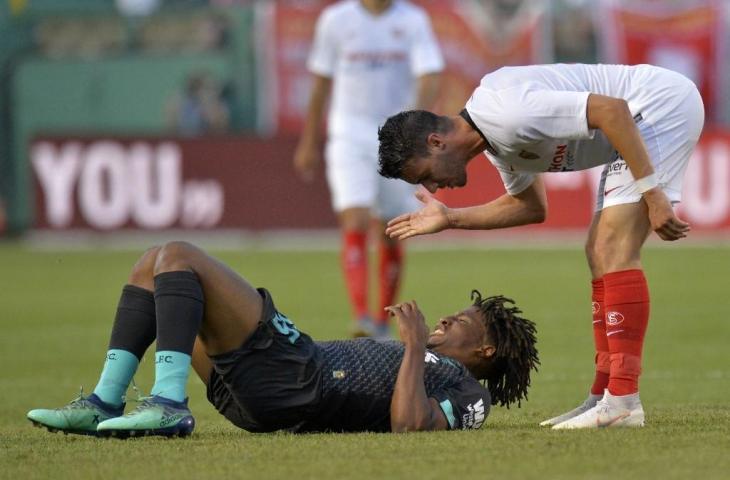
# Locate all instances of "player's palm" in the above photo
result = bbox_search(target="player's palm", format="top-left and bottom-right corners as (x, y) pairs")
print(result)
(385, 191), (450, 240)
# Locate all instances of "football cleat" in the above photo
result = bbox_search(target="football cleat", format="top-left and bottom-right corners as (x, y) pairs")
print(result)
(27, 391), (124, 436)
(351, 316), (375, 338)
(539, 393), (602, 427)
(552, 391), (645, 430)
(96, 395), (195, 438)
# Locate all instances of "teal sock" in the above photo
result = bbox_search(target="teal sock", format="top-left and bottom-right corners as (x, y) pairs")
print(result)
(150, 350), (191, 402)
(93, 349), (139, 407)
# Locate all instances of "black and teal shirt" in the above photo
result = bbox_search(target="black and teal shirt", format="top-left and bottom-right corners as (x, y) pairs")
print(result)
(298, 339), (491, 432)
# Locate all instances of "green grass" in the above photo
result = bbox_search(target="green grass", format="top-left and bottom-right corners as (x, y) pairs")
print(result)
(1, 244), (729, 479)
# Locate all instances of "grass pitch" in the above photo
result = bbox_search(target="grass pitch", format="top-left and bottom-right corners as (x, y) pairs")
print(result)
(1, 243), (729, 480)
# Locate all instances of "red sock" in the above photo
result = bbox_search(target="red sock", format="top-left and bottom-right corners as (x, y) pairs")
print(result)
(590, 278), (610, 395)
(603, 269), (650, 396)
(376, 241), (404, 325)
(342, 231), (368, 320)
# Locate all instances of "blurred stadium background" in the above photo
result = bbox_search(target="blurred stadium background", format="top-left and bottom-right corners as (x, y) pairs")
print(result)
(1, 2), (730, 478)
(1, 0), (729, 241)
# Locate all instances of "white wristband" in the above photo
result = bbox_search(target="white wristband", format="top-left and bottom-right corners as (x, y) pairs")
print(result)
(635, 173), (658, 194)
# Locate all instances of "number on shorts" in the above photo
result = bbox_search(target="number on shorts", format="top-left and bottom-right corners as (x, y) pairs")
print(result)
(271, 313), (301, 344)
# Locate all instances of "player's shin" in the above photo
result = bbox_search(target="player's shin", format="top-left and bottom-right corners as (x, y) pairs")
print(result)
(93, 285), (156, 407)
(343, 231), (370, 329)
(603, 269), (649, 396)
(150, 271), (204, 402)
(590, 278), (610, 394)
(376, 240), (403, 332)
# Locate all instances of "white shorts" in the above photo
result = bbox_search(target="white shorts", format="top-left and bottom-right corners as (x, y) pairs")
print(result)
(325, 138), (419, 220)
(596, 84), (705, 211)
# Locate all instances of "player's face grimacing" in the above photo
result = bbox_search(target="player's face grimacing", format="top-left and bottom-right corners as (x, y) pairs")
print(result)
(427, 305), (495, 364)
(400, 151), (468, 194)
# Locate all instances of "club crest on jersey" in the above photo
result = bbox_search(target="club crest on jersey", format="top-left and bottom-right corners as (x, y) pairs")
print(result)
(518, 150), (539, 160)
(606, 311), (625, 326)
(592, 302), (600, 315)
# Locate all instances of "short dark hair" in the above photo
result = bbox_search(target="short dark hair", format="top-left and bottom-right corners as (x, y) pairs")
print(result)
(377, 110), (449, 179)
(471, 290), (539, 408)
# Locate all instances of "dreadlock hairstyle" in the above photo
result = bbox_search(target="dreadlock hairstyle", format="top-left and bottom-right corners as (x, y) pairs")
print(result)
(377, 110), (451, 179)
(471, 290), (539, 408)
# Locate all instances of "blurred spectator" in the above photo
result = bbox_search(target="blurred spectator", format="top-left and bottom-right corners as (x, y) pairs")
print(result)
(166, 71), (231, 135)
(552, 0), (597, 63)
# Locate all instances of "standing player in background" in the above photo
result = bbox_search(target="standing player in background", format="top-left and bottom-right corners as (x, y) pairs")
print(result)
(377, 63), (704, 428)
(293, 0), (443, 338)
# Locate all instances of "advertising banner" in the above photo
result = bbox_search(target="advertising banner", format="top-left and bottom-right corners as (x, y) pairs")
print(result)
(596, 0), (727, 122)
(31, 136), (335, 231)
(31, 132), (730, 233)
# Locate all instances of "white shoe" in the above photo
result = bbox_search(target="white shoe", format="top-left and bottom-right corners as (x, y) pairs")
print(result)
(552, 390), (645, 430)
(539, 393), (602, 427)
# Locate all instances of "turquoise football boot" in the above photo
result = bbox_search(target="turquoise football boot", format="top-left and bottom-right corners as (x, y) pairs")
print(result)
(27, 390), (124, 436)
(96, 395), (195, 438)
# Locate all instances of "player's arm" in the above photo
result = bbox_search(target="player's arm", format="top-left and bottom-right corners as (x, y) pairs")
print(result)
(387, 301), (449, 432)
(385, 178), (547, 240)
(293, 74), (332, 181)
(414, 72), (441, 110)
(586, 93), (690, 240)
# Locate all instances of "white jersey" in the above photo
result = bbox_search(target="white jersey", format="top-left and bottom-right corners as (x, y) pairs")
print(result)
(464, 63), (699, 195)
(308, 0), (444, 144)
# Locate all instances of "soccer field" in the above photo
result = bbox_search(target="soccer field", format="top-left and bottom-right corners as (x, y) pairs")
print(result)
(1, 243), (729, 480)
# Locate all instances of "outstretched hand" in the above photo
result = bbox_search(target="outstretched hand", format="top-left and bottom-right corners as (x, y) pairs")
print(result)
(385, 190), (450, 240)
(385, 300), (429, 348)
(643, 188), (690, 241)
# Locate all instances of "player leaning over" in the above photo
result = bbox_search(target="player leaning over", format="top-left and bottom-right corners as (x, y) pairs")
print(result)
(293, 0), (443, 338)
(377, 63), (704, 429)
(27, 241), (538, 436)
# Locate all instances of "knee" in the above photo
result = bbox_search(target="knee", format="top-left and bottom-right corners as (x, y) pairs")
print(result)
(153, 241), (198, 275)
(128, 246), (162, 288)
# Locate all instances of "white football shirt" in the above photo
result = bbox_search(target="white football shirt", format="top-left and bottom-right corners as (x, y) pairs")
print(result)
(308, 0), (444, 144)
(464, 63), (698, 194)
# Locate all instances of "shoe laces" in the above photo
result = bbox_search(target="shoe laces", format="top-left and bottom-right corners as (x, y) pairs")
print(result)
(595, 398), (612, 415)
(63, 386), (92, 410)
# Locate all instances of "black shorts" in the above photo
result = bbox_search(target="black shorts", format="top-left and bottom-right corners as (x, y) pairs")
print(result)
(205, 288), (323, 433)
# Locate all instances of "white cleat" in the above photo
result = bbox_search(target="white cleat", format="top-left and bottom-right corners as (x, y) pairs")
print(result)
(552, 391), (645, 430)
(539, 393), (602, 427)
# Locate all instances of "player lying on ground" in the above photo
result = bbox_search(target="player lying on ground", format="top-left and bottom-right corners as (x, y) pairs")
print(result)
(377, 63), (704, 429)
(27, 241), (539, 437)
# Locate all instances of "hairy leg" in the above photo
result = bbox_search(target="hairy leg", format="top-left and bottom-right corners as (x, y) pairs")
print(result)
(591, 202), (652, 277)
(591, 202), (653, 396)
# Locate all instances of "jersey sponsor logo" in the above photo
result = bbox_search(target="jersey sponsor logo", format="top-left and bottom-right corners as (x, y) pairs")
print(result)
(519, 150), (540, 160)
(462, 398), (486, 429)
(424, 352), (439, 364)
(606, 311), (625, 326)
(345, 51), (408, 69)
(548, 144), (568, 171)
(592, 301), (600, 315)
(604, 186), (622, 196)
